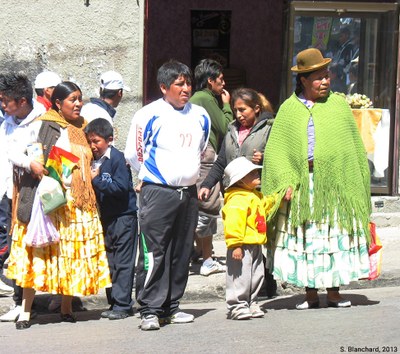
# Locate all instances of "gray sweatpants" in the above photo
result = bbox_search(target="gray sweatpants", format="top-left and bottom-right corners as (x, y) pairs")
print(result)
(226, 244), (264, 313)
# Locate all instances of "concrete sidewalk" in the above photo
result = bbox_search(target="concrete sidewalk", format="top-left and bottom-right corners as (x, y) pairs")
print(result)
(0, 225), (399, 315)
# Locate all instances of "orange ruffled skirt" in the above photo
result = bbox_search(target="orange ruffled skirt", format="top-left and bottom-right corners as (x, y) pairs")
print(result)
(7, 192), (111, 296)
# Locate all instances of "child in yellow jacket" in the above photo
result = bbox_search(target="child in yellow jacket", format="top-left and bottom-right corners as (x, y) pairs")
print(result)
(222, 157), (275, 320)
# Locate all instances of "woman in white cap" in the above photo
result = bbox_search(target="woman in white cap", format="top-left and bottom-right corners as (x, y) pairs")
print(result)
(261, 48), (371, 309)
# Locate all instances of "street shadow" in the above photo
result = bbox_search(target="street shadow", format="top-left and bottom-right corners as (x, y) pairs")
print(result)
(26, 307), (216, 328)
(20, 294), (110, 328)
(30, 309), (103, 325)
(261, 293), (380, 311)
(156, 308), (217, 327)
(180, 307), (217, 319)
(23, 308), (123, 329)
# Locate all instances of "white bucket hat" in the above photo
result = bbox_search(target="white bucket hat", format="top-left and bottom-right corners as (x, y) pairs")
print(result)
(100, 71), (131, 91)
(34, 71), (62, 89)
(224, 157), (262, 188)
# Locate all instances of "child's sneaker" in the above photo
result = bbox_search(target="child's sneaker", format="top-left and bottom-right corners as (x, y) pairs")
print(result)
(228, 307), (252, 320)
(200, 260), (226, 276)
(140, 314), (160, 331)
(250, 303), (265, 318)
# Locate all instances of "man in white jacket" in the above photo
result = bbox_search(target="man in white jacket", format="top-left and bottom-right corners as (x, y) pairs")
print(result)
(125, 60), (210, 331)
(0, 73), (45, 320)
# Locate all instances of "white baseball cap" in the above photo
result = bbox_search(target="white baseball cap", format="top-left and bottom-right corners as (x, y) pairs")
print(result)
(224, 157), (262, 188)
(34, 71), (62, 89)
(100, 71), (131, 91)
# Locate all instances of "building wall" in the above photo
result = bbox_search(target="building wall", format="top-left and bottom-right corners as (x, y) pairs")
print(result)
(145, 0), (284, 109)
(0, 0), (145, 149)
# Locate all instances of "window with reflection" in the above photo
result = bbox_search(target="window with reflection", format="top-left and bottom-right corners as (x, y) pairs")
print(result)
(285, 3), (399, 194)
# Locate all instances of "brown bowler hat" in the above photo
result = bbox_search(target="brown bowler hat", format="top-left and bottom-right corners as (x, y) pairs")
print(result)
(291, 48), (332, 73)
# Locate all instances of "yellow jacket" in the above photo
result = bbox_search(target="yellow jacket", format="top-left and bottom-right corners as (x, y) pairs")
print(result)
(222, 187), (275, 249)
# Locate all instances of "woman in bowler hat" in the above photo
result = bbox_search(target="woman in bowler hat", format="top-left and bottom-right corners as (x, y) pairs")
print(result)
(261, 48), (371, 309)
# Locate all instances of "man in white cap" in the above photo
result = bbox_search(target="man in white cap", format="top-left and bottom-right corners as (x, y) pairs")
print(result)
(81, 70), (130, 125)
(34, 71), (62, 111)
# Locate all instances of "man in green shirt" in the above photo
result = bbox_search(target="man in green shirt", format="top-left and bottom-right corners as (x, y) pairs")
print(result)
(190, 59), (233, 276)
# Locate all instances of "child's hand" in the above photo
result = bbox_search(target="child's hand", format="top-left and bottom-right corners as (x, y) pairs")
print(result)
(232, 247), (243, 261)
(90, 167), (100, 179)
(198, 187), (210, 201)
(251, 149), (263, 165)
(284, 186), (293, 201)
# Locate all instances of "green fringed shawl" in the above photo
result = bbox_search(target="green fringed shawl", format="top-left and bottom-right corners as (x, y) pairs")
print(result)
(261, 92), (371, 243)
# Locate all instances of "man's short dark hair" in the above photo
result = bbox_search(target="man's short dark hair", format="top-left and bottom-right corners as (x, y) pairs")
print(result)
(0, 73), (33, 104)
(99, 88), (121, 99)
(35, 88), (45, 97)
(84, 118), (113, 140)
(157, 60), (192, 88)
(194, 59), (223, 91)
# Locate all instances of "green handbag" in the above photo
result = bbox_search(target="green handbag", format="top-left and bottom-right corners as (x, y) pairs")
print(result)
(37, 175), (67, 214)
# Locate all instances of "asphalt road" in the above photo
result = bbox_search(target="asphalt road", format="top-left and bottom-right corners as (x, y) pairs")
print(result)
(1, 226), (399, 353)
(0, 286), (399, 354)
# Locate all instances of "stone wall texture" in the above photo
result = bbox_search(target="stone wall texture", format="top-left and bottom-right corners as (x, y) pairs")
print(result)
(0, 0), (144, 149)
